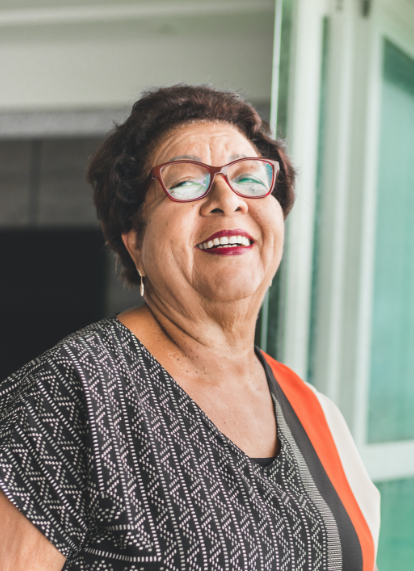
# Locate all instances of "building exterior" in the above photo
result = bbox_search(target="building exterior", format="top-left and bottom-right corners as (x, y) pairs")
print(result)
(278, 1), (414, 567)
(0, 0), (413, 567)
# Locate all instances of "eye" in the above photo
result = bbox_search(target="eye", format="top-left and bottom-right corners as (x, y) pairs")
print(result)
(170, 180), (198, 189)
(169, 177), (209, 198)
(233, 175), (267, 186)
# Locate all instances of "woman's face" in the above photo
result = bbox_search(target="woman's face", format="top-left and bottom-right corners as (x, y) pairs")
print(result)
(123, 121), (284, 310)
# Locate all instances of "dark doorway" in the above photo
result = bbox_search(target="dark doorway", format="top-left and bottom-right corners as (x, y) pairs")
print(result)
(0, 229), (106, 381)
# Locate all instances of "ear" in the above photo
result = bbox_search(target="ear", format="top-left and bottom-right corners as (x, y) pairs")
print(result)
(121, 230), (145, 277)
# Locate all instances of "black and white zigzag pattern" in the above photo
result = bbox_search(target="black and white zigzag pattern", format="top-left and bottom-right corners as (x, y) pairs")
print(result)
(0, 317), (342, 570)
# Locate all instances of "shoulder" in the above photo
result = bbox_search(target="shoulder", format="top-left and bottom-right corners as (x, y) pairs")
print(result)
(260, 352), (319, 409)
(261, 351), (380, 557)
(303, 383), (381, 555)
(0, 319), (127, 558)
(0, 316), (133, 437)
(1, 317), (124, 394)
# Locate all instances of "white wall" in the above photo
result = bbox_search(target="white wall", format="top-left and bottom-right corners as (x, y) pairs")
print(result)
(0, 1), (275, 112)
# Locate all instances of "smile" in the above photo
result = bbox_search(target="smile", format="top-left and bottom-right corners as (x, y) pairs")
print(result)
(198, 234), (251, 249)
(196, 230), (254, 256)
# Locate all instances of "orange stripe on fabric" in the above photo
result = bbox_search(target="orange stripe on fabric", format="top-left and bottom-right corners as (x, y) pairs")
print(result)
(263, 353), (375, 571)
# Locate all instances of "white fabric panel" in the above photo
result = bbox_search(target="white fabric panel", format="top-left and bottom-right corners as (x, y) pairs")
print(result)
(305, 383), (381, 562)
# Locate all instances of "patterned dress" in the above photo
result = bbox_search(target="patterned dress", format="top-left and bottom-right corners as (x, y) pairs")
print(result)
(0, 317), (379, 570)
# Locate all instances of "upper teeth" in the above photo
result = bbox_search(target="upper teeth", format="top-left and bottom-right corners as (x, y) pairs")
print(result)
(198, 235), (251, 250)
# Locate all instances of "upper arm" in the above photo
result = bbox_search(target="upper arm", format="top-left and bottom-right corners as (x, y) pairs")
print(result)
(0, 490), (66, 571)
(0, 349), (90, 564)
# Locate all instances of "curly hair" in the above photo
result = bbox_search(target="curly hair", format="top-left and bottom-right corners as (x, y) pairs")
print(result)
(86, 84), (295, 285)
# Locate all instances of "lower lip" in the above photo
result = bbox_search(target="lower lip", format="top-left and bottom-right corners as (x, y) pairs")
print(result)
(198, 245), (254, 256)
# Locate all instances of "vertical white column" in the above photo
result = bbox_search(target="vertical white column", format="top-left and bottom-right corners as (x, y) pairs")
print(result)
(311, 1), (356, 405)
(281, 0), (326, 378)
(310, 1), (378, 436)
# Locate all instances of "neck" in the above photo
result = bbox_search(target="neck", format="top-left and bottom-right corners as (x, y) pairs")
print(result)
(143, 284), (264, 360)
(118, 284), (270, 395)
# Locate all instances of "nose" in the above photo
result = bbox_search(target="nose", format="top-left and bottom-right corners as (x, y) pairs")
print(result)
(199, 173), (249, 216)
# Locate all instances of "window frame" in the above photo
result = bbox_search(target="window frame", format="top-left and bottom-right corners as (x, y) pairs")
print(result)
(280, 0), (414, 483)
(353, 0), (414, 482)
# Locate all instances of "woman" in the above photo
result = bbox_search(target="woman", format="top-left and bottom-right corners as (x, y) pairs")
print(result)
(0, 85), (379, 571)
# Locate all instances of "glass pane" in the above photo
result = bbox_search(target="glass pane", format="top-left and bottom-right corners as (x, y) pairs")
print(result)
(375, 477), (414, 569)
(258, 0), (294, 358)
(368, 41), (414, 443)
(228, 160), (273, 196)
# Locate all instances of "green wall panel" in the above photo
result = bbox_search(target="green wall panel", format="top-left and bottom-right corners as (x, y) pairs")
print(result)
(368, 41), (414, 443)
(376, 477), (414, 569)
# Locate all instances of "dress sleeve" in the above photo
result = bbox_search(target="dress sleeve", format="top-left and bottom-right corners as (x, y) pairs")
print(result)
(305, 382), (381, 561)
(0, 345), (90, 557)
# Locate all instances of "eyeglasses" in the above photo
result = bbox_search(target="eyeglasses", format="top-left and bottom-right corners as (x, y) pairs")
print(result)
(145, 158), (280, 203)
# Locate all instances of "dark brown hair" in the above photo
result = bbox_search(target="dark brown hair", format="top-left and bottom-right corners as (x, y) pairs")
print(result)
(87, 84), (295, 285)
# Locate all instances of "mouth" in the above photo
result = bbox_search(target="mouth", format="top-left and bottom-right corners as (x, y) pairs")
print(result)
(196, 229), (254, 256)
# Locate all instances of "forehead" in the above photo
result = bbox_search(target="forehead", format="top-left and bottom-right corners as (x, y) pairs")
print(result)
(151, 121), (258, 166)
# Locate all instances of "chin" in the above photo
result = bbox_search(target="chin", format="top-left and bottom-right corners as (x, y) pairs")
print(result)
(193, 266), (266, 302)
(199, 282), (261, 303)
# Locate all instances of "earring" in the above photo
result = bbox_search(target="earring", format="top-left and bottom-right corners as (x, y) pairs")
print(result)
(138, 269), (145, 297)
(270, 279), (273, 288)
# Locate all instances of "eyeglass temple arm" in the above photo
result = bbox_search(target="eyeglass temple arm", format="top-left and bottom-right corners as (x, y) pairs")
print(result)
(143, 172), (157, 193)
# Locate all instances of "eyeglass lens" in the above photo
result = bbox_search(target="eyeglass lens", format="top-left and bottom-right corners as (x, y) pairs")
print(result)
(160, 159), (274, 201)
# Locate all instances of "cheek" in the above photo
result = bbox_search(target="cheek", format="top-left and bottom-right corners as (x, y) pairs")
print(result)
(257, 200), (285, 249)
(275, 215), (285, 246)
(140, 206), (197, 273)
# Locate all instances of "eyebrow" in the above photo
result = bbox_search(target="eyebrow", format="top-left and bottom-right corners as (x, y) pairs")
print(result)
(168, 154), (201, 161)
(168, 153), (251, 163)
(229, 153), (249, 161)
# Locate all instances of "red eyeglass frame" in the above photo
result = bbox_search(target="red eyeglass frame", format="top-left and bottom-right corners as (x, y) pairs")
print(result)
(144, 157), (280, 203)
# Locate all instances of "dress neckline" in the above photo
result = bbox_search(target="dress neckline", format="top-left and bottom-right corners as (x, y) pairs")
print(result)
(113, 315), (282, 469)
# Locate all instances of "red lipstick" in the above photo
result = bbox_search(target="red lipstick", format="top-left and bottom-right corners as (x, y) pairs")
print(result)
(196, 228), (255, 256)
